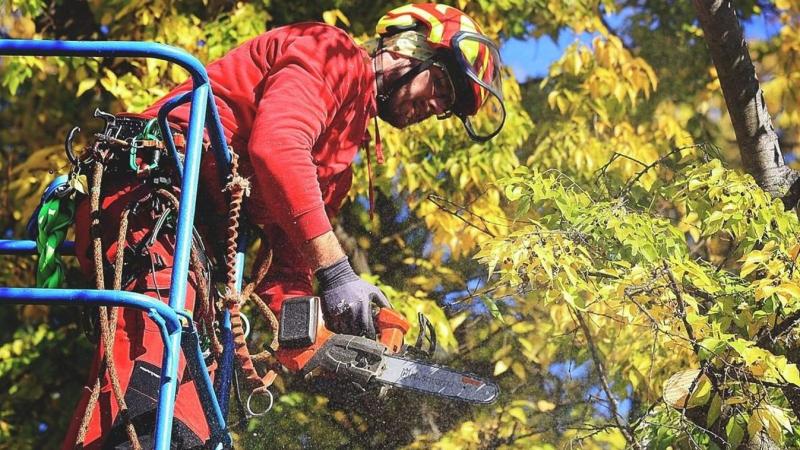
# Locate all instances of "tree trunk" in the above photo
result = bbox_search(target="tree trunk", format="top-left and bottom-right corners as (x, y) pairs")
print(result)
(689, 2), (796, 448)
(691, 0), (800, 205)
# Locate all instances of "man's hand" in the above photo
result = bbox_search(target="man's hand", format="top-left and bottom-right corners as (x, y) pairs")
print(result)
(315, 257), (390, 339)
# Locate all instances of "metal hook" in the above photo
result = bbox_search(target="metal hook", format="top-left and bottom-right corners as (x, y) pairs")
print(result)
(64, 126), (80, 165)
(246, 389), (273, 417)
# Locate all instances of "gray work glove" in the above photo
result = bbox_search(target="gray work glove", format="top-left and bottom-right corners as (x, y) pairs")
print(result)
(316, 257), (390, 339)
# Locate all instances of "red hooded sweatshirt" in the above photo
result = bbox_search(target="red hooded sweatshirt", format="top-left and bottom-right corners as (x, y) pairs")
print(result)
(143, 22), (377, 308)
(62, 23), (378, 449)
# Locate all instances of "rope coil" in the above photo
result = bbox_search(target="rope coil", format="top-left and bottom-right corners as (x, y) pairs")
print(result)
(222, 153), (279, 398)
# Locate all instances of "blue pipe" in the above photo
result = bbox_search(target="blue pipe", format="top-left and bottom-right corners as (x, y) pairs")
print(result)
(0, 287), (181, 333)
(0, 40), (208, 85)
(0, 240), (75, 255)
(167, 83), (207, 314)
(204, 98), (231, 181)
(153, 82), (209, 450)
(150, 310), (181, 450)
(157, 92), (193, 181)
(216, 310), (234, 417)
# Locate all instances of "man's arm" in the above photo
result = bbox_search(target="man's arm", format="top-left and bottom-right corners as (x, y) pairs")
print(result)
(304, 230), (346, 272)
(246, 28), (391, 337)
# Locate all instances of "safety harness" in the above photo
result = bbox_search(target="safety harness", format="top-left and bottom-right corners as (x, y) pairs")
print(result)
(39, 109), (282, 448)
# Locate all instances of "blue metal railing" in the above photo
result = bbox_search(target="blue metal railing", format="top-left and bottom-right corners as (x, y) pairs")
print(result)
(0, 39), (240, 450)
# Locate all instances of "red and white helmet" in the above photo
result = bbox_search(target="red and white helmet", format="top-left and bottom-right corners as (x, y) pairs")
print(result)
(376, 3), (506, 142)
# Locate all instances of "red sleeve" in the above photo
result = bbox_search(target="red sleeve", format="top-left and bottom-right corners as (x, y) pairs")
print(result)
(247, 30), (357, 247)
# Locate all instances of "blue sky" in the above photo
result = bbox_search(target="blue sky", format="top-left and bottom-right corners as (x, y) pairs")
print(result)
(500, 11), (780, 81)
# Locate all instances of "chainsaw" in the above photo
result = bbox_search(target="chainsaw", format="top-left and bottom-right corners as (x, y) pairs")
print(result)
(273, 296), (499, 404)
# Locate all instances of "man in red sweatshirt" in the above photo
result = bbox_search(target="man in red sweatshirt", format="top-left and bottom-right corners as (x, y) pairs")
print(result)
(64, 3), (505, 448)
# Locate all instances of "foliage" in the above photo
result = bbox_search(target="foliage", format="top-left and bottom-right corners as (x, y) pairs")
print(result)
(3, 0), (800, 449)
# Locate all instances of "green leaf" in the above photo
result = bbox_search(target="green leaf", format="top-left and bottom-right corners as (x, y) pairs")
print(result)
(687, 375), (712, 407)
(481, 296), (505, 323)
(726, 413), (747, 449)
(707, 394), (721, 427)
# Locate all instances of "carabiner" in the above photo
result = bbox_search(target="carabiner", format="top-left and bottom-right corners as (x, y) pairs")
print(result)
(64, 126), (80, 166)
(246, 389), (273, 417)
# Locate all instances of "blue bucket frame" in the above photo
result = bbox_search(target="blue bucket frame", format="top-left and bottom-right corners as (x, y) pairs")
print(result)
(0, 39), (244, 450)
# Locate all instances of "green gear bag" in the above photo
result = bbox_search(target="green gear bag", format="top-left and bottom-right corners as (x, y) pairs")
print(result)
(35, 195), (76, 288)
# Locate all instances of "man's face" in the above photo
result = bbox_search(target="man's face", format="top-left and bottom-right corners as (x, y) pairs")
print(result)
(379, 64), (455, 129)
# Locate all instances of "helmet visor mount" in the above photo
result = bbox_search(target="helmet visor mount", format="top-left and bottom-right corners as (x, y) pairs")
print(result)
(451, 31), (506, 142)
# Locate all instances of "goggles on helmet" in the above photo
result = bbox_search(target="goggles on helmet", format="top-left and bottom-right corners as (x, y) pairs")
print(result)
(448, 31), (506, 143)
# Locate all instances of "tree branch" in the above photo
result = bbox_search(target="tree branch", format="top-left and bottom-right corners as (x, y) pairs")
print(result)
(573, 308), (642, 449)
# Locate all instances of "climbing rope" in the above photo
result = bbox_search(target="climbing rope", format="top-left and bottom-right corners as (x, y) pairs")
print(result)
(75, 160), (141, 450)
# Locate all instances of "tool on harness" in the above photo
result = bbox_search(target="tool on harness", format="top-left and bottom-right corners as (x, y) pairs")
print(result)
(87, 109), (180, 183)
(129, 118), (162, 178)
(275, 296), (498, 404)
(28, 124), (93, 289)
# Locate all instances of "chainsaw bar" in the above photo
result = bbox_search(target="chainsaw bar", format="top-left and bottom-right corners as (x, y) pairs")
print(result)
(306, 334), (499, 404)
(377, 353), (499, 404)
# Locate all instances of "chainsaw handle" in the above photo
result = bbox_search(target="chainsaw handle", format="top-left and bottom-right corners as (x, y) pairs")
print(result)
(375, 308), (410, 354)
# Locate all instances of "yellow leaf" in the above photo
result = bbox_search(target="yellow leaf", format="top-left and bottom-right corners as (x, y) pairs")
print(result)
(321, 9), (349, 27)
(777, 282), (800, 300)
(493, 359), (509, 376)
(663, 369), (711, 409)
(100, 69), (117, 92)
(511, 362), (527, 381)
(725, 396), (747, 405)
(547, 90), (559, 110)
(537, 400), (556, 412)
(511, 321), (535, 334)
(76, 78), (96, 96)
(748, 409), (765, 441)
(322, 10), (336, 25)
(765, 405), (792, 432)
(508, 407), (527, 424)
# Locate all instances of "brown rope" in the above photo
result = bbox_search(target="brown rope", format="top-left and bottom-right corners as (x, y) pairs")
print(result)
(76, 162), (141, 449)
(223, 152), (250, 295)
(218, 153), (281, 393)
(74, 377), (101, 447)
